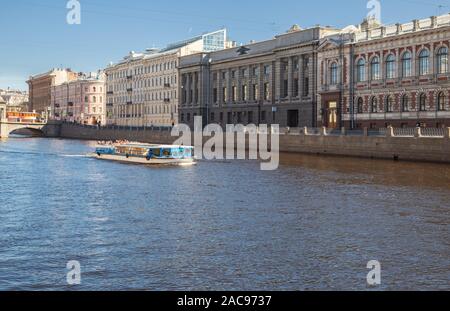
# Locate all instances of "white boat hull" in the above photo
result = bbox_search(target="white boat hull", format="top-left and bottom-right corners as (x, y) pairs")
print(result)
(89, 153), (196, 166)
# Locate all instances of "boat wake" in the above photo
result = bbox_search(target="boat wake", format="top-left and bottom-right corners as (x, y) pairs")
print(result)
(0, 149), (87, 158)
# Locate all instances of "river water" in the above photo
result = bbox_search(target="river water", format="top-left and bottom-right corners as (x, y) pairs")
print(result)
(0, 137), (449, 291)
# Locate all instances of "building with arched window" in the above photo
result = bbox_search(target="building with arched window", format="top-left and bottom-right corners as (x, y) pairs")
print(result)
(318, 13), (450, 129)
(370, 57), (380, 80)
(401, 51), (412, 78)
(330, 62), (339, 85)
(401, 94), (409, 112)
(356, 59), (366, 82)
(50, 71), (106, 125)
(419, 49), (430, 76)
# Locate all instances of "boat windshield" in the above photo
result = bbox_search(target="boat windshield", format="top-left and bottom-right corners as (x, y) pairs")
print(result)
(115, 146), (148, 156)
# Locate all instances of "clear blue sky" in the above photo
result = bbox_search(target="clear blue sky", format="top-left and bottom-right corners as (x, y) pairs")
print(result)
(1, 0), (449, 90)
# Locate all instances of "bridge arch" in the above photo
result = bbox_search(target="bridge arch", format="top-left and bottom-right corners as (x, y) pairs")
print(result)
(0, 122), (46, 138)
(9, 127), (45, 137)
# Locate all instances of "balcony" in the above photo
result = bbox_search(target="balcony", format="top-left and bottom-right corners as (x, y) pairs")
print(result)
(164, 98), (170, 103)
(127, 88), (133, 92)
(54, 104), (60, 108)
(107, 91), (114, 95)
(67, 102), (74, 107)
(126, 101), (133, 105)
(164, 83), (171, 88)
(126, 75), (133, 80)
(106, 103), (114, 107)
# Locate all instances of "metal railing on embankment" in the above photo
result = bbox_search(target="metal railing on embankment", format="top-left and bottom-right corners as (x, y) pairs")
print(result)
(60, 121), (450, 139)
(281, 126), (450, 139)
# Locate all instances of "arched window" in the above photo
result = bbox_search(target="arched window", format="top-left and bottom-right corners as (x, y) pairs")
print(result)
(357, 97), (364, 113)
(356, 58), (366, 82)
(437, 47), (448, 74)
(93, 96), (97, 103)
(437, 92), (446, 111)
(371, 97), (378, 113)
(371, 57), (380, 80)
(386, 54), (396, 79)
(419, 93), (427, 111)
(93, 87), (96, 92)
(401, 51), (412, 77)
(330, 62), (338, 85)
(401, 94), (409, 112)
(385, 95), (393, 112)
(84, 96), (88, 103)
(419, 49), (430, 76)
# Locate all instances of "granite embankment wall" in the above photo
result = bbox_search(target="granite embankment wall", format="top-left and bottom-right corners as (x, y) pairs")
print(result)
(59, 123), (450, 163)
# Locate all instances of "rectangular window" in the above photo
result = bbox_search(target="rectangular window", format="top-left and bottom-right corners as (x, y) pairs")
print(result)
(261, 110), (266, 121)
(237, 112), (242, 123)
(264, 65), (271, 75)
(252, 66), (259, 77)
(303, 78), (309, 97)
(227, 112), (232, 123)
(223, 87), (228, 102)
(232, 86), (237, 102)
(282, 80), (288, 98)
(264, 83), (270, 101)
(253, 84), (259, 101)
(242, 85), (248, 101)
(213, 88), (218, 103)
(293, 79), (299, 97)
(248, 111), (253, 124)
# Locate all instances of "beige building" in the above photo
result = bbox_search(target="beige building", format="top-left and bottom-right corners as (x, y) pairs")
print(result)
(318, 14), (450, 129)
(27, 68), (78, 117)
(51, 72), (106, 125)
(179, 25), (340, 128)
(105, 29), (233, 127)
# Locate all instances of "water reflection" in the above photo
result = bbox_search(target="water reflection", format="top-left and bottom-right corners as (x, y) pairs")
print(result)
(0, 138), (449, 291)
(280, 153), (450, 190)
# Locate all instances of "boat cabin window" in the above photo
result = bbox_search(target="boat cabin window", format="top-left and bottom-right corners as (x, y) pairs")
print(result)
(150, 148), (161, 157)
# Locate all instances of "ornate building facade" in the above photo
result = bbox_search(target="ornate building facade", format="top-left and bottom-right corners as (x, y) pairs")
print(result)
(318, 14), (450, 129)
(178, 26), (340, 129)
(27, 68), (78, 117)
(50, 72), (106, 125)
(105, 29), (232, 127)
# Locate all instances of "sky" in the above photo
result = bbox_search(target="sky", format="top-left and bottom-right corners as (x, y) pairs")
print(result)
(1, 0), (449, 90)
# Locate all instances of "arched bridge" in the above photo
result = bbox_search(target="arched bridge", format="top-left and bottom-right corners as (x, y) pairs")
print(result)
(0, 120), (47, 138)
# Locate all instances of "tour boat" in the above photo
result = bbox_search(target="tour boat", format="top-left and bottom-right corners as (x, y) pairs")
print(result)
(91, 143), (195, 166)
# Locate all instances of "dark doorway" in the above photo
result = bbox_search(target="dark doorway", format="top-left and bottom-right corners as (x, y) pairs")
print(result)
(287, 110), (299, 127)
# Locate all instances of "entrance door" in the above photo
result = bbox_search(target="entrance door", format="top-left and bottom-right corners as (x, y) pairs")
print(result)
(326, 101), (338, 128)
(287, 110), (299, 127)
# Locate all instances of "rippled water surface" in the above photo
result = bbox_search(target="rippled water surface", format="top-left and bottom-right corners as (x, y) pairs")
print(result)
(0, 137), (449, 290)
